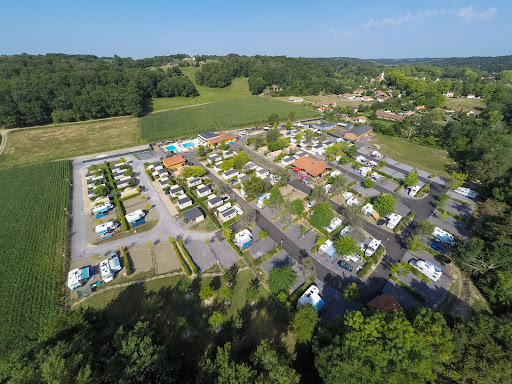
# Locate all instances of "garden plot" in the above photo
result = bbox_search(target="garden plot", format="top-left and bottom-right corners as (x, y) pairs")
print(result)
(153, 241), (182, 274)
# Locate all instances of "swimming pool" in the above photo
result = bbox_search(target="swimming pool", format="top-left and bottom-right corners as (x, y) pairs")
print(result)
(182, 142), (195, 148)
(165, 145), (178, 152)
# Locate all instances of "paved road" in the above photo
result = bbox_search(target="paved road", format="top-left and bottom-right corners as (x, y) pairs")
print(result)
(70, 153), (216, 260)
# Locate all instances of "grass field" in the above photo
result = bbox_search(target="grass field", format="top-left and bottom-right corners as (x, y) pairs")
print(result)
(444, 97), (486, 111)
(0, 117), (140, 169)
(0, 161), (70, 356)
(369, 135), (454, 177)
(140, 97), (321, 142)
(151, 68), (252, 111)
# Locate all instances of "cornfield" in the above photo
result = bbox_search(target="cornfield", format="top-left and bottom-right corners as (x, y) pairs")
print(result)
(0, 160), (70, 356)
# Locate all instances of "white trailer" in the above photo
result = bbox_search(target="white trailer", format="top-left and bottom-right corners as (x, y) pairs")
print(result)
(126, 209), (145, 223)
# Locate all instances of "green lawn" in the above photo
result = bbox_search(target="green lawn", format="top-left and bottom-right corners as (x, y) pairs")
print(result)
(369, 135), (454, 177)
(0, 161), (70, 356)
(444, 97), (486, 111)
(140, 97), (321, 142)
(151, 67), (252, 111)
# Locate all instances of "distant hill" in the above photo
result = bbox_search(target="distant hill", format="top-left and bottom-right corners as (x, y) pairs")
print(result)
(370, 55), (512, 72)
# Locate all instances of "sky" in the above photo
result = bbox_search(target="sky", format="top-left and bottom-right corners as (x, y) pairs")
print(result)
(1, 0), (510, 59)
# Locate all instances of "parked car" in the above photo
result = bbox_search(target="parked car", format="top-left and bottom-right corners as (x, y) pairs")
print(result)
(376, 219), (386, 227)
(303, 180), (310, 187)
(337, 260), (353, 272)
(429, 242), (443, 252)
(138, 185), (146, 192)
(165, 189), (171, 195)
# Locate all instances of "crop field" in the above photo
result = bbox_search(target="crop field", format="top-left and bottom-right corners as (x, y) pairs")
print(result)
(140, 97), (321, 142)
(0, 161), (70, 356)
(0, 117), (140, 169)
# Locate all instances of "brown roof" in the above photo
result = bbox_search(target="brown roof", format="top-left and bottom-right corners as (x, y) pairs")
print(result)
(163, 155), (186, 168)
(368, 293), (403, 312)
(208, 132), (238, 145)
(292, 157), (332, 178)
(343, 93), (353, 97)
(376, 111), (405, 120)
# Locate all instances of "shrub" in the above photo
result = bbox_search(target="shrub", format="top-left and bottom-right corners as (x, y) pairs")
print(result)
(199, 285), (215, 300)
(364, 179), (376, 188)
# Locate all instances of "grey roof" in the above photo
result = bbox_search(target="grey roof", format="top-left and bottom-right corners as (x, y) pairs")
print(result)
(324, 140), (335, 145)
(348, 125), (373, 137)
(178, 196), (192, 205)
(158, 169), (168, 174)
(183, 207), (204, 221)
(312, 144), (323, 149)
(224, 170), (238, 177)
(208, 196), (223, 205)
(170, 185), (182, 191)
(345, 123), (354, 130)
(238, 175), (250, 183)
(282, 156), (295, 162)
(224, 150), (234, 155)
(256, 167), (269, 173)
(199, 132), (219, 140)
(312, 122), (336, 130)
(151, 162), (161, 167)
(244, 161), (256, 168)
(197, 186), (211, 193)
(188, 177), (201, 184)
(220, 208), (237, 219)
(296, 151), (308, 156)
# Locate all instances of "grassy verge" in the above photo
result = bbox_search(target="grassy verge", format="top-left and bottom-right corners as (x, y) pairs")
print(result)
(369, 135), (453, 177)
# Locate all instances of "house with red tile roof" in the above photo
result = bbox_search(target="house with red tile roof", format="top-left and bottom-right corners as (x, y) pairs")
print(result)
(292, 157), (332, 179)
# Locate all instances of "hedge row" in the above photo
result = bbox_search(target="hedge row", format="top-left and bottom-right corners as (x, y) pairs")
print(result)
(105, 162), (128, 231)
(307, 218), (329, 237)
(120, 247), (131, 275)
(171, 241), (191, 276)
(178, 242), (198, 274)
(120, 193), (139, 202)
(227, 239), (243, 257)
(393, 210), (415, 233)
(222, 216), (240, 228)
(254, 245), (283, 267)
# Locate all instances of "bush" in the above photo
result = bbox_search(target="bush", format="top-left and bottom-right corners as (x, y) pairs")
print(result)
(437, 193), (450, 208)
(200, 284), (215, 300)
(364, 179), (376, 188)
(120, 247), (131, 275)
(171, 240), (191, 276)
(178, 242), (198, 274)
(227, 239), (243, 257)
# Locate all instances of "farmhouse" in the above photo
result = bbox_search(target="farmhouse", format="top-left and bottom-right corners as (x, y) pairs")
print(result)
(288, 96), (304, 102)
(208, 196), (224, 208)
(376, 111), (405, 121)
(317, 106), (328, 112)
(223, 169), (239, 180)
(361, 96), (374, 102)
(183, 207), (204, 224)
(256, 167), (270, 178)
(344, 125), (373, 142)
(196, 184), (212, 198)
(187, 177), (202, 187)
(170, 185), (184, 197)
(244, 161), (258, 171)
(354, 116), (367, 123)
(341, 93), (354, 100)
(322, 101), (336, 107)
(177, 196), (193, 210)
(353, 89), (365, 96)
(163, 155), (186, 169)
(466, 94), (475, 99)
(281, 156), (295, 166)
(219, 207), (238, 222)
(267, 150), (283, 160)
(223, 150), (235, 158)
(258, 146), (269, 155)
(292, 157), (332, 179)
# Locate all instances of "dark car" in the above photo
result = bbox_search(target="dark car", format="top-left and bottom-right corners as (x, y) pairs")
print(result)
(429, 242), (443, 252)
(165, 189), (171, 195)
(337, 260), (353, 272)
(139, 185), (146, 192)
(376, 219), (386, 227)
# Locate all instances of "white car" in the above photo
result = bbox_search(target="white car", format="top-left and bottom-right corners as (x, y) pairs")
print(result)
(327, 218), (343, 233)
(307, 200), (316, 208)
(371, 172), (382, 181)
(330, 170), (342, 177)
(233, 206), (243, 215)
(409, 185), (421, 197)
(346, 196), (361, 206)
(339, 225), (353, 237)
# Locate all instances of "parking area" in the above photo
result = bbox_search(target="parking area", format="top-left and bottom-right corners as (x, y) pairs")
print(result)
(315, 279), (364, 323)
(184, 238), (239, 271)
(444, 199), (473, 219)
(285, 224), (317, 252)
(251, 236), (278, 259)
(382, 250), (453, 309)
(429, 211), (468, 240)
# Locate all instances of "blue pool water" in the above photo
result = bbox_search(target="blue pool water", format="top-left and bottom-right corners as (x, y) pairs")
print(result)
(182, 142), (195, 148)
(165, 145), (178, 152)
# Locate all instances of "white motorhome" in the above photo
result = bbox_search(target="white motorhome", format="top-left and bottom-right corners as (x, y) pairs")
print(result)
(432, 227), (455, 245)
